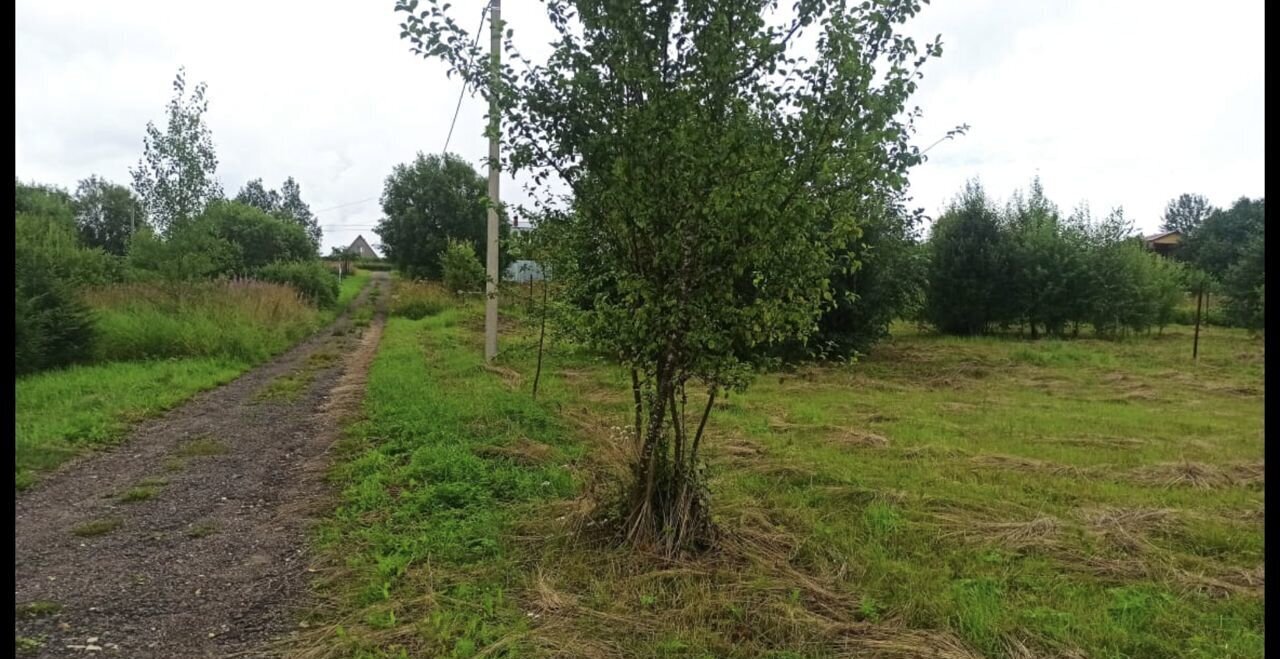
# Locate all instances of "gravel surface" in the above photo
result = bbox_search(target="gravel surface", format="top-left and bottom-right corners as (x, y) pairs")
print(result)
(15, 272), (389, 658)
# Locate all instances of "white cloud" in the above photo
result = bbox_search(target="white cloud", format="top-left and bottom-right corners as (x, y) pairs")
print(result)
(16, 0), (1264, 251)
(904, 0), (1265, 231)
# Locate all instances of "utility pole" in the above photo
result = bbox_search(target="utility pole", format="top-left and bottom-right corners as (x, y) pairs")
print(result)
(484, 0), (501, 362)
(1193, 279), (1204, 361)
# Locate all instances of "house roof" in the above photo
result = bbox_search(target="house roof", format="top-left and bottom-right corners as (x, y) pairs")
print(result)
(1143, 230), (1182, 242)
(349, 234), (379, 258)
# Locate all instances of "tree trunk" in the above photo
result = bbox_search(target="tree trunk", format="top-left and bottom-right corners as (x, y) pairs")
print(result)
(624, 363), (714, 555)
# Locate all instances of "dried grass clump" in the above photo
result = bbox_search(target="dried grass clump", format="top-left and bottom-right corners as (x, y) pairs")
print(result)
(826, 428), (891, 449)
(834, 626), (985, 659)
(1079, 507), (1178, 553)
(1129, 462), (1237, 489)
(1172, 564), (1265, 598)
(474, 438), (556, 466)
(969, 454), (1083, 477)
(934, 512), (1065, 552)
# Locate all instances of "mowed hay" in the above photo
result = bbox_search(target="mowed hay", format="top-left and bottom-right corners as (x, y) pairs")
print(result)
(969, 454), (1084, 477)
(935, 513), (1065, 552)
(1129, 461), (1263, 489)
(1036, 436), (1149, 450)
(1079, 507), (1178, 554)
(826, 427), (891, 449)
(1172, 564), (1265, 598)
(474, 438), (556, 466)
(834, 626), (985, 659)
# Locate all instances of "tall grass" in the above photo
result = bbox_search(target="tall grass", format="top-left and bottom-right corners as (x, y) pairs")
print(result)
(389, 280), (452, 319)
(85, 279), (322, 362)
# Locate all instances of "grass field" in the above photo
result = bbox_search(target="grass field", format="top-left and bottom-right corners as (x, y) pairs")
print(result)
(14, 274), (372, 491)
(302, 292), (1263, 658)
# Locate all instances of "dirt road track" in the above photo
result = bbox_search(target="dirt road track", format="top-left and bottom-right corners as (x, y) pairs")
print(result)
(15, 272), (389, 658)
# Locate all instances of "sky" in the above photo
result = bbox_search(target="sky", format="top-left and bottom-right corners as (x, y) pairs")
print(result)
(15, 0), (1265, 254)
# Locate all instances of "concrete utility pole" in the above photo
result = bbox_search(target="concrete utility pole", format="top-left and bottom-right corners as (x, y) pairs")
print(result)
(484, 0), (501, 362)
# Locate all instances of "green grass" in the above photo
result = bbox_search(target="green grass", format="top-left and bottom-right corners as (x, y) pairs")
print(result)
(118, 485), (160, 503)
(336, 271), (373, 315)
(304, 302), (1263, 658)
(187, 520), (220, 538)
(302, 307), (580, 657)
(15, 635), (44, 655)
(16, 601), (62, 618)
(15, 358), (246, 490)
(176, 437), (230, 458)
(72, 517), (122, 537)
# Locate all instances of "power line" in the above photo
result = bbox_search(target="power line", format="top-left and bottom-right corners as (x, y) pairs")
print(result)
(313, 197), (378, 214)
(443, 5), (489, 155)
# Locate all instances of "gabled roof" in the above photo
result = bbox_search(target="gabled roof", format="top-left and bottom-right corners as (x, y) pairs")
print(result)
(349, 234), (379, 258)
(1143, 230), (1182, 242)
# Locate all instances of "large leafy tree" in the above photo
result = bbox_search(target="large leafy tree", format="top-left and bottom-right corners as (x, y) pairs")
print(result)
(1160, 193), (1214, 236)
(73, 176), (145, 256)
(801, 197), (928, 358)
(278, 177), (321, 250)
(1000, 177), (1091, 338)
(1181, 197), (1264, 280)
(1185, 198), (1267, 331)
(234, 178), (282, 213)
(375, 152), (509, 279)
(235, 176), (322, 253)
(130, 67), (223, 235)
(400, 0), (945, 553)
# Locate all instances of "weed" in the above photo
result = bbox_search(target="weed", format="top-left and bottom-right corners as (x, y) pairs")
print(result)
(187, 521), (219, 538)
(16, 601), (61, 618)
(15, 635), (43, 655)
(176, 437), (229, 458)
(118, 486), (159, 503)
(72, 517), (122, 537)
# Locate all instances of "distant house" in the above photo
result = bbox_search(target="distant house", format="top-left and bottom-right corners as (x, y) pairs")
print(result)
(1143, 230), (1182, 257)
(348, 235), (379, 260)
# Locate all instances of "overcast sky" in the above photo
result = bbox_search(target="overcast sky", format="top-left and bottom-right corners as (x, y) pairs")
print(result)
(16, 0), (1264, 253)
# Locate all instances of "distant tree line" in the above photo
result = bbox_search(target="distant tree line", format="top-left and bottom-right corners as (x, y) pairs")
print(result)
(923, 178), (1190, 338)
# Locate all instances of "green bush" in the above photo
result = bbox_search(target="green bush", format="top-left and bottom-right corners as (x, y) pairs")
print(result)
(126, 201), (315, 281)
(256, 260), (339, 307)
(356, 260), (394, 272)
(15, 271), (97, 376)
(440, 239), (486, 294)
(924, 182), (1006, 335)
(15, 213), (117, 375)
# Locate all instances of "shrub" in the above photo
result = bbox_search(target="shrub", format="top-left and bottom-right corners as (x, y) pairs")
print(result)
(1222, 235), (1264, 332)
(924, 182), (1007, 335)
(15, 213), (117, 375)
(256, 260), (339, 307)
(390, 281), (451, 319)
(15, 271), (97, 376)
(440, 239), (486, 295)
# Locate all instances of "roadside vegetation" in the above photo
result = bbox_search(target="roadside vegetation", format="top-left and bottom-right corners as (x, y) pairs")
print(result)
(14, 68), (369, 489)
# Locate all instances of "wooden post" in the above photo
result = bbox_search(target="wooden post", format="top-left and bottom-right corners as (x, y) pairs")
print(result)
(1193, 280), (1204, 361)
